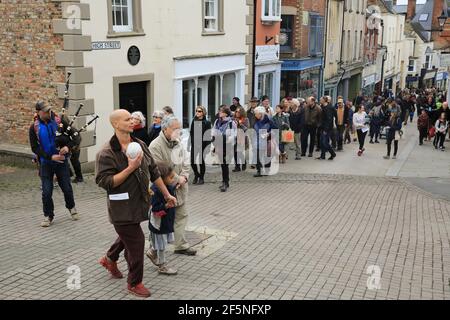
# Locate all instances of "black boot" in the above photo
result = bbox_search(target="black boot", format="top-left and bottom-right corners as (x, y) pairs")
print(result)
(197, 177), (204, 185)
(242, 164), (247, 171)
(232, 165), (241, 172)
(192, 176), (199, 185)
(220, 182), (228, 192)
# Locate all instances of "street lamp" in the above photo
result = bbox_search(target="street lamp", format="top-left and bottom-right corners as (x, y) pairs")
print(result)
(437, 11), (447, 31)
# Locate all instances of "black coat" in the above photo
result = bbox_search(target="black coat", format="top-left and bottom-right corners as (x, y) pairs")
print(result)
(321, 104), (337, 132)
(148, 125), (162, 145)
(189, 117), (212, 151)
(131, 127), (150, 146)
(289, 107), (304, 133)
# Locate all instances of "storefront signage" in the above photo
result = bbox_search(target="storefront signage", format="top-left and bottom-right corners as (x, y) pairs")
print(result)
(255, 45), (280, 64)
(436, 72), (447, 81)
(362, 74), (376, 87)
(91, 41), (121, 50)
(281, 58), (322, 71)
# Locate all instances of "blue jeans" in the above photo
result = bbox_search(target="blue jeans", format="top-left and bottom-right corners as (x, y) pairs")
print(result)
(40, 160), (75, 218)
(320, 130), (335, 158)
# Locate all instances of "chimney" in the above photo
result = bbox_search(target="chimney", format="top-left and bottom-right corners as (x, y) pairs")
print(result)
(407, 0), (416, 21)
(431, 0), (445, 31)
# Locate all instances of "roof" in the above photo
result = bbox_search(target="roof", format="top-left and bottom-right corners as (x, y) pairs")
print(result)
(410, 0), (436, 42)
(392, 4), (425, 15)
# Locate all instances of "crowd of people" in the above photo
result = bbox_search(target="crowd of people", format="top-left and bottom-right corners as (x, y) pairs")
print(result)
(28, 86), (449, 298)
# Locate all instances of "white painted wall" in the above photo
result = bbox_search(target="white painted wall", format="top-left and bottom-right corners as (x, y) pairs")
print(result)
(81, 0), (249, 161)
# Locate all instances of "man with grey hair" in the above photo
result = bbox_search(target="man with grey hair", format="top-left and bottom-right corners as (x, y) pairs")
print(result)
(301, 96), (321, 157)
(149, 116), (196, 256)
(288, 98), (304, 160)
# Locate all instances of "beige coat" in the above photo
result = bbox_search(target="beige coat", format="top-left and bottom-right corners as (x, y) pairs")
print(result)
(149, 131), (190, 207)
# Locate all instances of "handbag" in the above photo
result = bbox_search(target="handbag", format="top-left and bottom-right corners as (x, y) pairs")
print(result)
(428, 126), (436, 138)
(281, 129), (295, 143)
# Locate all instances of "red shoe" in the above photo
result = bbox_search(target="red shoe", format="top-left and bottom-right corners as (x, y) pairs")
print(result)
(127, 283), (151, 298)
(357, 150), (362, 157)
(99, 256), (123, 279)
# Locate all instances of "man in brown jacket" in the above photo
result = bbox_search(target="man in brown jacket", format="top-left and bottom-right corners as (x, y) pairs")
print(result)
(96, 109), (177, 298)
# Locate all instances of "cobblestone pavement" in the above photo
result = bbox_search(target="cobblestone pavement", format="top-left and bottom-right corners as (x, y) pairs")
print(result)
(1, 162), (450, 300)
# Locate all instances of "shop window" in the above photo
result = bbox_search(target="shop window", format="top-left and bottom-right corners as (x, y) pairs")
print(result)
(258, 73), (274, 103)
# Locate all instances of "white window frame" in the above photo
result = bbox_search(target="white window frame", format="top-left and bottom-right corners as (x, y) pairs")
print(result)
(112, 0), (133, 33)
(262, 0), (281, 22)
(204, 0), (218, 32)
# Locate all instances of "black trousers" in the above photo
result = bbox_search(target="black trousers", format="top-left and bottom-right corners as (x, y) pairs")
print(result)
(356, 129), (367, 150)
(107, 224), (145, 287)
(336, 125), (345, 149)
(436, 132), (446, 148)
(387, 138), (398, 156)
(70, 149), (83, 179)
(301, 126), (317, 155)
(419, 128), (428, 144)
(191, 146), (206, 179)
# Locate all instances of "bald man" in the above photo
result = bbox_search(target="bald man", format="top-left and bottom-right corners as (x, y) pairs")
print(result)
(95, 109), (177, 298)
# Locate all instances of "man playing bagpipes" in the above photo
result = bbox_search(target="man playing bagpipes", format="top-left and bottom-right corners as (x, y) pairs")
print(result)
(29, 101), (80, 227)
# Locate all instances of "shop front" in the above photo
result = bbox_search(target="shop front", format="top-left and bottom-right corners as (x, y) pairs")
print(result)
(173, 54), (246, 128)
(362, 74), (376, 97)
(420, 68), (437, 89)
(406, 75), (419, 89)
(436, 71), (448, 91)
(280, 57), (323, 99)
(255, 45), (282, 105)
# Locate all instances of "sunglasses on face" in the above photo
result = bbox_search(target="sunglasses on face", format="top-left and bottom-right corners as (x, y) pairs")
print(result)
(196, 110), (203, 113)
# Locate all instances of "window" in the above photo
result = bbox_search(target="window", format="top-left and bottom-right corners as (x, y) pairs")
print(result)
(262, 0), (281, 22)
(280, 15), (294, 51)
(204, 0), (219, 32)
(347, 31), (350, 63)
(112, 0), (133, 32)
(425, 55), (432, 69)
(258, 73), (274, 103)
(418, 14), (428, 22)
(108, 0), (143, 36)
(359, 31), (362, 60)
(408, 59), (416, 72)
(309, 14), (324, 56)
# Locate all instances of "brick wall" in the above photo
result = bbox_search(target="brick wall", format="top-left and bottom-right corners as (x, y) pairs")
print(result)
(0, 0), (64, 146)
(281, 0), (326, 59)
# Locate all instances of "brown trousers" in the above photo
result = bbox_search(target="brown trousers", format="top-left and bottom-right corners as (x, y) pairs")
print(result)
(107, 224), (145, 287)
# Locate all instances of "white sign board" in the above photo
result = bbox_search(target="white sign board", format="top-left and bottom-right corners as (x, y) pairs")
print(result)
(92, 41), (121, 50)
(255, 45), (280, 64)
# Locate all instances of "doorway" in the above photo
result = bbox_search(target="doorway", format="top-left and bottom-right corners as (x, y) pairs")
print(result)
(119, 81), (149, 131)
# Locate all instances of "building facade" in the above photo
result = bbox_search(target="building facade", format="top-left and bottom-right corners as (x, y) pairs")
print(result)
(254, 0), (282, 105)
(280, 0), (326, 100)
(0, 0), (252, 166)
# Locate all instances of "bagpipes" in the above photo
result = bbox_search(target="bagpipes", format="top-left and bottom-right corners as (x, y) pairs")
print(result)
(55, 71), (99, 150)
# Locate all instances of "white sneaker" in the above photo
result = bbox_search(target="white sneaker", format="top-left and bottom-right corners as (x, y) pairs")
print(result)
(69, 207), (79, 221)
(41, 217), (53, 227)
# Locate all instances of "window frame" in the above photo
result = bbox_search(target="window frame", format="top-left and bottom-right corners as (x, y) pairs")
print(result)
(202, 0), (224, 35)
(261, 0), (281, 23)
(280, 15), (294, 52)
(308, 13), (324, 57)
(107, 0), (144, 38)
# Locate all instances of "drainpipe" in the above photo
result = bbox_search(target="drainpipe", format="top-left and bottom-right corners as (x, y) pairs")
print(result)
(320, 0), (330, 98)
(337, 0), (346, 98)
(251, 0), (257, 97)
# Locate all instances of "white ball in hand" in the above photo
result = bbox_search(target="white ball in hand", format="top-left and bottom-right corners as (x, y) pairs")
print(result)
(126, 142), (142, 159)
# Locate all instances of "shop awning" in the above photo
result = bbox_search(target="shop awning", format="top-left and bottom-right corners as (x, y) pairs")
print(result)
(281, 57), (322, 71)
